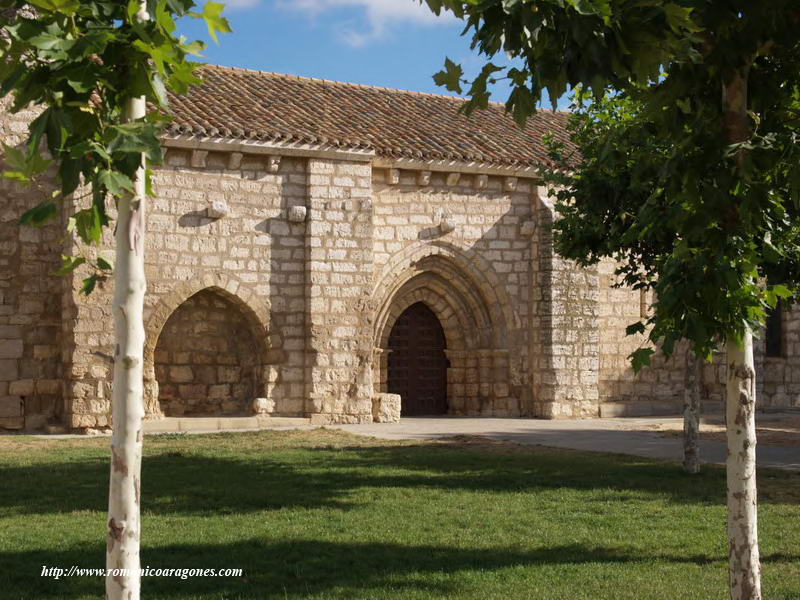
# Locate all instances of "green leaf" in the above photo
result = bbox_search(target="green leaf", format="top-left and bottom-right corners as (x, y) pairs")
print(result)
(26, 0), (80, 15)
(625, 321), (646, 336)
(19, 202), (57, 227)
(433, 57), (464, 94)
(196, 2), (232, 44)
(56, 255), (86, 276)
(73, 206), (103, 245)
(771, 284), (792, 299)
(96, 256), (114, 271)
(99, 169), (135, 196)
(80, 274), (101, 295)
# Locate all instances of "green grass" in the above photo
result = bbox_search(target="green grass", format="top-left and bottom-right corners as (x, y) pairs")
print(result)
(0, 429), (798, 600)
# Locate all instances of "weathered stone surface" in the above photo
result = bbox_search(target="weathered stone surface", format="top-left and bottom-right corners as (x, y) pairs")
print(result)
(4, 95), (797, 434)
(372, 393), (401, 423)
(0, 396), (23, 418)
(0, 340), (23, 359)
(252, 397), (275, 415)
(287, 205), (307, 223)
(207, 199), (229, 219)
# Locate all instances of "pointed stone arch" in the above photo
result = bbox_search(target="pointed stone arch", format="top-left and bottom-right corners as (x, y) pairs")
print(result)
(373, 243), (519, 417)
(143, 273), (283, 418)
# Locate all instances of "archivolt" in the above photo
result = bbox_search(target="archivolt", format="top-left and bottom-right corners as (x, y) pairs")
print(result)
(373, 241), (518, 350)
(142, 273), (283, 417)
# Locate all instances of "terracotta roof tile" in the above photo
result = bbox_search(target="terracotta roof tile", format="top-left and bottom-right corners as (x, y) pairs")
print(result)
(166, 65), (573, 169)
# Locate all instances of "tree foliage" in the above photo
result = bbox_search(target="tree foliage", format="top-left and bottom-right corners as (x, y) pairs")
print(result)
(543, 78), (800, 365)
(423, 0), (800, 361)
(0, 0), (230, 291)
(423, 0), (699, 124)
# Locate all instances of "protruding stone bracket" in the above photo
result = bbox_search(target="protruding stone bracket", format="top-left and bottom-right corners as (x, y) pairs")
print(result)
(504, 176), (518, 192)
(387, 168), (400, 185)
(475, 174), (488, 189)
(207, 199), (229, 219)
(360, 199), (373, 212)
(288, 205), (308, 223)
(446, 172), (461, 187)
(440, 216), (456, 234)
(267, 156), (281, 173)
(190, 150), (208, 168)
(418, 170), (431, 186)
(227, 152), (243, 170)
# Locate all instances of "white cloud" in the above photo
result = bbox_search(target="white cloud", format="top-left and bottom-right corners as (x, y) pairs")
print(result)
(277, 0), (455, 47)
(225, 0), (263, 9)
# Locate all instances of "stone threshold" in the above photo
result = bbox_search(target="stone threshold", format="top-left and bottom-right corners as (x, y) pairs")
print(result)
(144, 416), (311, 433)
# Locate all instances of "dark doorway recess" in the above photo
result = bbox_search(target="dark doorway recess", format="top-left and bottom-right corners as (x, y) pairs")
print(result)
(388, 302), (448, 416)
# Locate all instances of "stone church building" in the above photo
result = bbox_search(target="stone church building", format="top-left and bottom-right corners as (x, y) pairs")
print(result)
(1, 66), (797, 432)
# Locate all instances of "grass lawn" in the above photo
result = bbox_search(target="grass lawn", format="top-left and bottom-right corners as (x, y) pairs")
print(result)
(0, 429), (798, 600)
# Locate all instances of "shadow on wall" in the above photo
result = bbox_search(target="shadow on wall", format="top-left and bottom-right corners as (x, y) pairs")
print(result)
(372, 176), (530, 419)
(153, 289), (259, 418)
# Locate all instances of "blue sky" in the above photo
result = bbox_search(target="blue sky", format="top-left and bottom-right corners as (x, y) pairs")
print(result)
(178, 0), (570, 109)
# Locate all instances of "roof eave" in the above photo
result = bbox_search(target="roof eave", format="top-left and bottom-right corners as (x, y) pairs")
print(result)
(163, 134), (543, 179)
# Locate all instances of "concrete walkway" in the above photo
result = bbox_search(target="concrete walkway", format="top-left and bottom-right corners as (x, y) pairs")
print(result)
(333, 416), (800, 471)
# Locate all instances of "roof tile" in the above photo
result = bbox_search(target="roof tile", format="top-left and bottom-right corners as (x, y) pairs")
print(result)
(166, 65), (573, 168)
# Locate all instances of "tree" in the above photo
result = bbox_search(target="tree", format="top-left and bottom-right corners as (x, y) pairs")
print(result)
(0, 2), (230, 598)
(422, 2), (800, 598)
(542, 89), (708, 475)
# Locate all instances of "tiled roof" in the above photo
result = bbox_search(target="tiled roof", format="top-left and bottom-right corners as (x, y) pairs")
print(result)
(166, 65), (572, 169)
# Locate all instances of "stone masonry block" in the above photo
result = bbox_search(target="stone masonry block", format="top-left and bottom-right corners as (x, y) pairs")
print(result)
(372, 393), (401, 423)
(0, 340), (23, 359)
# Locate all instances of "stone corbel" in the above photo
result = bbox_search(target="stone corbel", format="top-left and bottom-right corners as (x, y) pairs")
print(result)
(207, 199), (229, 219)
(446, 172), (461, 187)
(267, 156), (281, 173)
(288, 205), (307, 223)
(387, 168), (400, 185)
(440, 215), (456, 234)
(190, 150), (208, 168)
(504, 176), (518, 192)
(418, 170), (431, 186)
(475, 174), (488, 189)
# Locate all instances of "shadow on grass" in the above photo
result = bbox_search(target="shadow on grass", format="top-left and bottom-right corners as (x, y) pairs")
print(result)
(6, 538), (797, 599)
(2, 437), (797, 517)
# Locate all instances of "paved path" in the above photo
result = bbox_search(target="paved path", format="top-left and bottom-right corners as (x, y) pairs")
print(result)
(333, 416), (800, 471)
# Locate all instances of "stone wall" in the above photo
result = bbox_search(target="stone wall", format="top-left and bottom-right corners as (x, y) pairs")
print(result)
(304, 159), (375, 424)
(0, 101), (65, 431)
(5, 104), (800, 431)
(760, 303), (800, 407)
(529, 189), (600, 418)
(63, 146), (311, 429)
(370, 168), (532, 417)
(154, 289), (258, 416)
(596, 258), (688, 415)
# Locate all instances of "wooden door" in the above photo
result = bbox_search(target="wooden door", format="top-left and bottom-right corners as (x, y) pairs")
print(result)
(387, 302), (448, 416)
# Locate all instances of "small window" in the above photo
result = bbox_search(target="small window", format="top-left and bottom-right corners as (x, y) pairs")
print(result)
(765, 301), (784, 358)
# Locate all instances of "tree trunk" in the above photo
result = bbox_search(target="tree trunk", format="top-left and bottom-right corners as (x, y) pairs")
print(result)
(725, 331), (761, 600)
(721, 64), (762, 600)
(106, 46), (148, 600)
(683, 351), (701, 474)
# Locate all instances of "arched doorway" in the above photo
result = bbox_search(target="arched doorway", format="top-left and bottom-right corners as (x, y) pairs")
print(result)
(154, 289), (259, 417)
(388, 302), (448, 415)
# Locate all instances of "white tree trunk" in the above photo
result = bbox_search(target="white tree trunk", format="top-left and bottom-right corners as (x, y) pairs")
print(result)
(105, 88), (147, 600)
(683, 351), (701, 474)
(725, 330), (761, 600)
